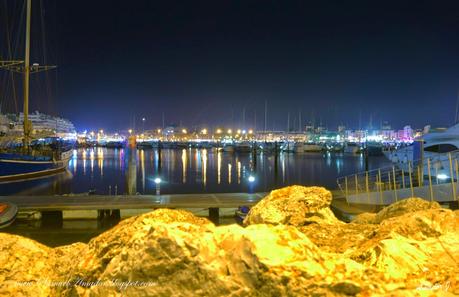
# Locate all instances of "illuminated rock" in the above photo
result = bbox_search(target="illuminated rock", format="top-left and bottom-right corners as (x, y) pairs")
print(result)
(352, 212), (377, 224)
(372, 197), (441, 224)
(243, 185), (341, 226)
(64, 215), (376, 296)
(0, 233), (84, 297)
(352, 198), (441, 225)
(1, 190), (458, 296)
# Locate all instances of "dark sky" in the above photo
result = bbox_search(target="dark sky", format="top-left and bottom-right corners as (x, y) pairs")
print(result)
(2, 0), (459, 131)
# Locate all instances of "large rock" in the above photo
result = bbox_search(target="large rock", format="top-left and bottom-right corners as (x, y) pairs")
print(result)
(244, 185), (341, 226)
(1, 192), (459, 296)
(65, 216), (372, 296)
(0, 233), (84, 297)
(352, 198), (441, 225)
(373, 197), (440, 224)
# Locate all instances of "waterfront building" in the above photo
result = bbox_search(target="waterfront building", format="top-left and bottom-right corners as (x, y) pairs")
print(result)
(0, 111), (75, 138)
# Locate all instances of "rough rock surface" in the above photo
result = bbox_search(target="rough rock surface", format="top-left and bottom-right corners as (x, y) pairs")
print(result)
(0, 188), (458, 296)
(243, 185), (341, 226)
(352, 198), (441, 225)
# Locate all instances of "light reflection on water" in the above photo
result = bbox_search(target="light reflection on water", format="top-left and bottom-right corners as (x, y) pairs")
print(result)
(0, 147), (392, 196)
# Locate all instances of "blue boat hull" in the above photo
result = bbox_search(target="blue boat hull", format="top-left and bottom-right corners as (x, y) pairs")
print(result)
(0, 161), (55, 176)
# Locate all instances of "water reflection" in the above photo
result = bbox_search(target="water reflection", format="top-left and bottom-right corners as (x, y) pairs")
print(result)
(202, 149), (207, 187)
(181, 149), (187, 183)
(1, 148), (392, 196)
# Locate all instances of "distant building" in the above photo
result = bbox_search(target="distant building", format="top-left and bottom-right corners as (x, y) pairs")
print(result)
(7, 111), (76, 137)
(304, 122), (314, 133)
(381, 121), (391, 130)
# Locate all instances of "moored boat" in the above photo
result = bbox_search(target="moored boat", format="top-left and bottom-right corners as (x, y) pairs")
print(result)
(0, 203), (18, 228)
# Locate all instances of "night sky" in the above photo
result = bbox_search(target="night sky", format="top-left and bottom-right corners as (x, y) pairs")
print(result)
(2, 0), (459, 131)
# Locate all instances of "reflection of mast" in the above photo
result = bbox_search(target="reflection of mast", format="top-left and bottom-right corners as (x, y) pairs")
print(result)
(126, 148), (137, 195)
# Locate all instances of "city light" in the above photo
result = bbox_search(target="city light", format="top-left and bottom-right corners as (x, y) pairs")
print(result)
(248, 129), (253, 134)
(201, 129), (207, 135)
(99, 129), (104, 134)
(227, 129), (232, 134)
(437, 174), (448, 180)
(216, 129), (222, 134)
(248, 175), (256, 183)
(182, 129), (187, 134)
(128, 129), (133, 134)
(154, 177), (162, 184)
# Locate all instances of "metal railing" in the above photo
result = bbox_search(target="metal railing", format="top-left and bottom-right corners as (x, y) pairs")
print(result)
(337, 151), (459, 205)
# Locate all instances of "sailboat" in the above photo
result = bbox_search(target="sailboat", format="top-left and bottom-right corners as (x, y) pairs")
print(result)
(0, 0), (72, 182)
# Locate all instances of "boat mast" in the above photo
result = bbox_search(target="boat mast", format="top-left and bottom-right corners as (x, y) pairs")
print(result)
(0, 0), (56, 150)
(23, 0), (32, 150)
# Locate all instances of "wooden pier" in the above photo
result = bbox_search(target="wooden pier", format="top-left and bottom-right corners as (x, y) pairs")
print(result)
(0, 193), (267, 224)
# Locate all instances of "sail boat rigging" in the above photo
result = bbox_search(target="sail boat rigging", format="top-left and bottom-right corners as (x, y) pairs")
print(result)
(0, 0), (72, 182)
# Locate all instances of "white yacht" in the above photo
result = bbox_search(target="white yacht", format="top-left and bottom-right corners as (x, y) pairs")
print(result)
(384, 124), (459, 170)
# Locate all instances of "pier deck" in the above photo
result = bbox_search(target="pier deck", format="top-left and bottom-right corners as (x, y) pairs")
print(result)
(0, 193), (267, 211)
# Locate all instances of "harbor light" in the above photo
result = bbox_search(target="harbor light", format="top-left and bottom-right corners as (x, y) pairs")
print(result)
(201, 129), (207, 135)
(157, 129), (161, 134)
(237, 129), (241, 134)
(182, 129), (187, 134)
(248, 129), (253, 134)
(248, 175), (256, 183)
(216, 129), (222, 134)
(154, 177), (162, 184)
(128, 129), (133, 134)
(437, 174), (448, 180)
(99, 129), (104, 134)
(227, 129), (232, 134)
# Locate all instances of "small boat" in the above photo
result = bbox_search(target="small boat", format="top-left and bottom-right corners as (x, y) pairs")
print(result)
(222, 143), (235, 152)
(235, 141), (252, 153)
(235, 206), (250, 225)
(366, 142), (383, 156)
(280, 141), (295, 153)
(344, 142), (362, 154)
(105, 140), (125, 148)
(294, 142), (305, 153)
(304, 143), (324, 152)
(0, 203), (18, 228)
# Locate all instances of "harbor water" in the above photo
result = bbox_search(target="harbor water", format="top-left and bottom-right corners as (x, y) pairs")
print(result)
(1, 147), (392, 196)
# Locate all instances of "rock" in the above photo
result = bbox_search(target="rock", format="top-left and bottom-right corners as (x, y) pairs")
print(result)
(244, 185), (341, 226)
(350, 208), (459, 283)
(72, 209), (213, 282)
(352, 212), (377, 224)
(1, 189), (459, 296)
(299, 223), (379, 254)
(373, 197), (440, 224)
(0, 233), (55, 297)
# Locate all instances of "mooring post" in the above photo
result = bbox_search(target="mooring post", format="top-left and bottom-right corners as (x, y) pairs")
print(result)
(41, 211), (63, 227)
(209, 208), (219, 225)
(427, 158), (434, 201)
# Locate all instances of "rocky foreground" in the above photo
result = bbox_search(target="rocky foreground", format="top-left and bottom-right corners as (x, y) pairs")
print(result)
(0, 186), (458, 296)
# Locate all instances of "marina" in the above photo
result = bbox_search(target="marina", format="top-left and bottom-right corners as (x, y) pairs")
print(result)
(0, 0), (458, 295)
